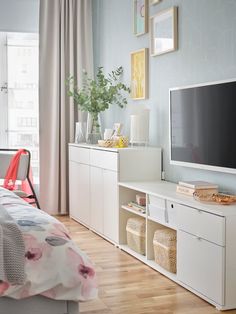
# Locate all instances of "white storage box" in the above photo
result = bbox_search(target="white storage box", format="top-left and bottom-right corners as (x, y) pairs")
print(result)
(148, 204), (166, 223)
(166, 201), (177, 228)
(148, 195), (166, 223)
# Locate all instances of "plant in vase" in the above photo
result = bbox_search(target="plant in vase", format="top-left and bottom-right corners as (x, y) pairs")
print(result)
(67, 66), (130, 144)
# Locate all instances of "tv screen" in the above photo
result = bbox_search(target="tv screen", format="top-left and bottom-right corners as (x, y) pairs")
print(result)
(170, 80), (236, 173)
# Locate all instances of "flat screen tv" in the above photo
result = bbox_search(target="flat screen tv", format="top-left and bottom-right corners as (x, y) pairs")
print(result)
(169, 79), (236, 174)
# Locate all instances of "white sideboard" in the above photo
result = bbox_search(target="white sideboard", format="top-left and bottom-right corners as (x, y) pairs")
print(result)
(118, 180), (236, 311)
(68, 143), (162, 243)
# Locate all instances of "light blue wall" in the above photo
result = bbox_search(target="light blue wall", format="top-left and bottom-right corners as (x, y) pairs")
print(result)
(0, 0), (39, 32)
(92, 0), (236, 193)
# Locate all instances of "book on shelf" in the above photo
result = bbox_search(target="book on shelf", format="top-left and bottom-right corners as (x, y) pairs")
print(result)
(178, 180), (218, 189)
(176, 184), (218, 196)
(127, 201), (146, 214)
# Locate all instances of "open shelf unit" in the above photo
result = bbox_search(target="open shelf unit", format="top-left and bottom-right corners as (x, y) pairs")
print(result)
(118, 184), (177, 282)
(117, 180), (236, 311)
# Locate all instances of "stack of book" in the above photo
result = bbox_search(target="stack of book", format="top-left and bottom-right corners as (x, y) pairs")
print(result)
(127, 201), (146, 214)
(176, 180), (218, 196)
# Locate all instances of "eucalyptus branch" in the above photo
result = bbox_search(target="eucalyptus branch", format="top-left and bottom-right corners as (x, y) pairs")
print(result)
(67, 66), (130, 115)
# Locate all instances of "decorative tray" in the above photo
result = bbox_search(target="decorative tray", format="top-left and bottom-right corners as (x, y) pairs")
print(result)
(193, 191), (236, 205)
(98, 137), (129, 148)
(98, 139), (116, 148)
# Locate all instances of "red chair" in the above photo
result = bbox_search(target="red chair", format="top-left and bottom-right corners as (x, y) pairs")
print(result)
(0, 148), (40, 208)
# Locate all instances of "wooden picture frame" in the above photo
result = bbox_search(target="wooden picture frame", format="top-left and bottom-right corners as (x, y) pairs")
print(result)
(150, 6), (178, 56)
(131, 48), (149, 100)
(150, 0), (161, 5)
(133, 0), (148, 36)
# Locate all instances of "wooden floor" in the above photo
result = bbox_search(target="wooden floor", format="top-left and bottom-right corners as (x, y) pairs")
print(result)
(59, 216), (236, 314)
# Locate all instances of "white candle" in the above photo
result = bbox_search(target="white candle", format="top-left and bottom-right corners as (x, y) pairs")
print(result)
(130, 110), (149, 144)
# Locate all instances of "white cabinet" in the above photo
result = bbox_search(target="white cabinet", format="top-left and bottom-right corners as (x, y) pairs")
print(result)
(69, 144), (162, 244)
(178, 230), (225, 305)
(176, 203), (225, 246)
(118, 180), (236, 310)
(90, 166), (103, 234)
(176, 204), (225, 306)
(103, 170), (118, 243)
(69, 160), (90, 226)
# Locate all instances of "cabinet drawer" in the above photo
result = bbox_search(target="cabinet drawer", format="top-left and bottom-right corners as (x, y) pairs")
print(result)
(177, 230), (225, 305)
(166, 201), (177, 228)
(69, 146), (90, 164)
(177, 204), (225, 246)
(90, 149), (118, 171)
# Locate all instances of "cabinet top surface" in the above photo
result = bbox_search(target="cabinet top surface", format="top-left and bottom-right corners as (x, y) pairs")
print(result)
(69, 143), (161, 152)
(119, 180), (236, 217)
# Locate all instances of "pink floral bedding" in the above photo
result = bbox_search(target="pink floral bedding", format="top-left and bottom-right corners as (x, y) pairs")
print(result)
(0, 187), (97, 301)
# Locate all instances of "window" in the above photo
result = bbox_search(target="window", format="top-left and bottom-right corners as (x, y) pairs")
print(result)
(0, 32), (39, 182)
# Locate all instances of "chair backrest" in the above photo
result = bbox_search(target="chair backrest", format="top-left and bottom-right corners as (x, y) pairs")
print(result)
(0, 151), (29, 181)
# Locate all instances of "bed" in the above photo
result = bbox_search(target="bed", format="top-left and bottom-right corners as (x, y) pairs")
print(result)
(0, 187), (97, 314)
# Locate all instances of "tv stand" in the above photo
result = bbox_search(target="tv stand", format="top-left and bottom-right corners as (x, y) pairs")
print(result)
(118, 180), (236, 311)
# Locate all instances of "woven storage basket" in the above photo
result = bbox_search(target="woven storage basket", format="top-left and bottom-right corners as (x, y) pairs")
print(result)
(126, 217), (146, 255)
(153, 228), (177, 273)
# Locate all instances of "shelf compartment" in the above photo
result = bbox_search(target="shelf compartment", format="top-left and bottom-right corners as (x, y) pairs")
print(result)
(146, 259), (177, 282)
(120, 244), (178, 282)
(119, 244), (147, 262)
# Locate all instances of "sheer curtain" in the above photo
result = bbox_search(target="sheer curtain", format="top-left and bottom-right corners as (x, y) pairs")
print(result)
(39, 0), (93, 214)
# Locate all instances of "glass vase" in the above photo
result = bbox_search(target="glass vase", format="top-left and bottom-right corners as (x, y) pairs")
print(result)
(86, 112), (102, 144)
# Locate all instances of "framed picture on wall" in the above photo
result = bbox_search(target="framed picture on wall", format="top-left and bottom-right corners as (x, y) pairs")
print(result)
(131, 48), (149, 100)
(133, 0), (148, 36)
(150, 6), (178, 56)
(150, 0), (161, 5)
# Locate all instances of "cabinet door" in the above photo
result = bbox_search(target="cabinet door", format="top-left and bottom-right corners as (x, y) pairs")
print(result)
(90, 166), (103, 234)
(103, 170), (118, 243)
(177, 230), (225, 305)
(69, 161), (90, 226)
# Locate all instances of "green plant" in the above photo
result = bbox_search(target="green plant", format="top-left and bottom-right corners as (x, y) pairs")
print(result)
(67, 66), (130, 126)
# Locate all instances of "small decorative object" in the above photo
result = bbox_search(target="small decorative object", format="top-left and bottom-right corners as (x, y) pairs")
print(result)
(131, 48), (149, 99)
(130, 109), (149, 145)
(111, 123), (123, 138)
(136, 193), (146, 206)
(74, 122), (86, 143)
(133, 0), (148, 36)
(116, 136), (129, 148)
(193, 191), (236, 205)
(150, 0), (161, 5)
(150, 6), (178, 56)
(86, 112), (102, 144)
(104, 128), (113, 140)
(67, 67), (130, 144)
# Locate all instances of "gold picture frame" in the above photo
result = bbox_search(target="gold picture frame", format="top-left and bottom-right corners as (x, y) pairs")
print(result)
(133, 0), (148, 36)
(131, 48), (149, 100)
(150, 6), (178, 56)
(150, 0), (161, 5)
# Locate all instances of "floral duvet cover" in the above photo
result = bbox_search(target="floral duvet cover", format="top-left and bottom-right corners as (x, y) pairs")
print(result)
(0, 187), (97, 301)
